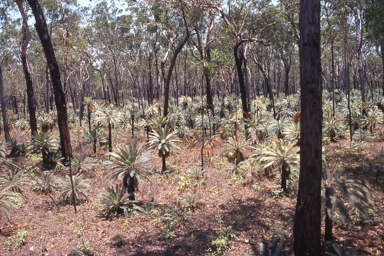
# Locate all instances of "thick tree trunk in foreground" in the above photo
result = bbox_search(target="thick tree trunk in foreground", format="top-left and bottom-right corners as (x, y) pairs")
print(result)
(293, 0), (322, 255)
(0, 63), (11, 141)
(27, 0), (71, 161)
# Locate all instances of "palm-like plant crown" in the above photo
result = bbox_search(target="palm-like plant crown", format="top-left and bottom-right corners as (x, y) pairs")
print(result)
(29, 131), (59, 155)
(72, 153), (93, 171)
(226, 136), (251, 152)
(260, 139), (300, 170)
(0, 187), (17, 220)
(148, 125), (180, 158)
(83, 128), (106, 144)
(283, 121), (301, 142)
(362, 106), (383, 130)
(94, 105), (121, 127)
(105, 140), (156, 185)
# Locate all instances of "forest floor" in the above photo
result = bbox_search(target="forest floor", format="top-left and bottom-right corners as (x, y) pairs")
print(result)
(0, 126), (383, 256)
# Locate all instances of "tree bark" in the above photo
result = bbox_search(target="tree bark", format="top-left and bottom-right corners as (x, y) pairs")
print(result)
(163, 32), (190, 117)
(351, 6), (366, 102)
(234, 43), (251, 119)
(325, 187), (334, 242)
(381, 44), (384, 96)
(27, 0), (71, 161)
(294, 0), (322, 255)
(0, 63), (11, 141)
(16, 0), (37, 136)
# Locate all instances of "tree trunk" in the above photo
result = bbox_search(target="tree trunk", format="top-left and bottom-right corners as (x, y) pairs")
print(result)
(16, 0), (37, 136)
(294, 0), (322, 256)
(325, 187), (334, 242)
(234, 43), (251, 119)
(163, 32), (190, 117)
(27, 0), (71, 162)
(161, 155), (166, 173)
(45, 64), (50, 113)
(108, 122), (112, 152)
(148, 53), (154, 105)
(351, 6), (366, 102)
(381, 45), (384, 96)
(0, 63), (11, 141)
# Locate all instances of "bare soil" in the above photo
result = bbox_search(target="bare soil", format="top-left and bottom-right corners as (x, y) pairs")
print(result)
(0, 127), (383, 255)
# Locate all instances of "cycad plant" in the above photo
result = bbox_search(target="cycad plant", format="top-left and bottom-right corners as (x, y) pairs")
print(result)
(59, 172), (90, 204)
(7, 138), (28, 157)
(83, 128), (107, 154)
(14, 119), (29, 130)
(362, 107), (383, 133)
(268, 118), (288, 139)
(0, 169), (29, 193)
(38, 115), (53, 133)
(150, 115), (168, 130)
(29, 131), (59, 166)
(0, 187), (17, 220)
(323, 165), (372, 241)
(32, 171), (62, 194)
(98, 184), (137, 217)
(283, 121), (301, 144)
(94, 105), (121, 152)
(72, 153), (93, 172)
(259, 139), (300, 191)
(84, 97), (95, 132)
(225, 136), (250, 165)
(105, 140), (156, 200)
(148, 125), (180, 173)
(323, 116), (345, 142)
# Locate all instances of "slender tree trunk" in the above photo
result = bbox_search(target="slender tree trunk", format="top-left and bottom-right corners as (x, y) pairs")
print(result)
(331, 40), (335, 116)
(45, 64), (50, 113)
(148, 53), (154, 105)
(16, 0), (37, 136)
(351, 6), (366, 102)
(27, 0), (71, 161)
(108, 122), (112, 152)
(294, 0), (322, 255)
(234, 43), (251, 119)
(0, 63), (11, 141)
(161, 155), (166, 173)
(163, 32), (190, 117)
(381, 45), (384, 96)
(325, 187), (334, 242)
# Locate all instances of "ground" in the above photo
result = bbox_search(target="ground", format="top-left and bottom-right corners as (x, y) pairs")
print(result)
(0, 126), (383, 256)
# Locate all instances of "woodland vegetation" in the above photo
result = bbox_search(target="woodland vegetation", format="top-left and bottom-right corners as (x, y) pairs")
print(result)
(0, 0), (383, 255)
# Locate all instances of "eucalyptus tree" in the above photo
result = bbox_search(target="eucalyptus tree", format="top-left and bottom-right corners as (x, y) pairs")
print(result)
(189, 7), (218, 115)
(27, 0), (72, 162)
(272, 14), (297, 96)
(364, 0), (384, 95)
(293, 0), (322, 255)
(15, 0), (37, 136)
(202, 0), (281, 120)
(0, 6), (19, 142)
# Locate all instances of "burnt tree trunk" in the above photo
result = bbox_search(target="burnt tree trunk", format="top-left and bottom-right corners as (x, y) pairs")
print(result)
(163, 32), (190, 117)
(234, 43), (251, 119)
(293, 0), (322, 255)
(27, 0), (71, 161)
(325, 187), (334, 242)
(0, 63), (11, 141)
(381, 44), (384, 96)
(16, 0), (37, 136)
